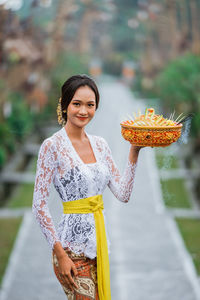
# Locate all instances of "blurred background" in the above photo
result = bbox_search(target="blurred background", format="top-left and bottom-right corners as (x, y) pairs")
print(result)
(0, 0), (200, 298)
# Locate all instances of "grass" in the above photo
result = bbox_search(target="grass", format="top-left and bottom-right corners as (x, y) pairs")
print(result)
(175, 217), (200, 275)
(156, 154), (179, 169)
(156, 150), (200, 276)
(0, 217), (23, 286)
(5, 156), (37, 209)
(6, 183), (34, 208)
(160, 178), (191, 208)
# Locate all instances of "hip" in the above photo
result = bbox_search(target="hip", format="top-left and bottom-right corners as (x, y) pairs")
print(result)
(52, 247), (99, 299)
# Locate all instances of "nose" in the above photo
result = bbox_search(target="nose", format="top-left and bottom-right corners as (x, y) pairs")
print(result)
(79, 105), (87, 115)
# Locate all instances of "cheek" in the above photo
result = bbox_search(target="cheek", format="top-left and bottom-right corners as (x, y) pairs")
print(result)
(67, 105), (77, 115)
(91, 104), (97, 114)
(89, 108), (96, 117)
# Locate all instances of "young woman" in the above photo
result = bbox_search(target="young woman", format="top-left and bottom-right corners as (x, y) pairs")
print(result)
(32, 74), (144, 300)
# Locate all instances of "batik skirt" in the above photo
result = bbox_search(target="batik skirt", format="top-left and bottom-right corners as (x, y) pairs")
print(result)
(52, 247), (99, 300)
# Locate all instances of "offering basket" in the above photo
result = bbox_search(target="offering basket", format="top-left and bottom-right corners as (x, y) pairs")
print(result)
(120, 123), (183, 147)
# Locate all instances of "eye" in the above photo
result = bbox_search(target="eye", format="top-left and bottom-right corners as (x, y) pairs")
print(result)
(73, 102), (80, 106)
(88, 103), (95, 107)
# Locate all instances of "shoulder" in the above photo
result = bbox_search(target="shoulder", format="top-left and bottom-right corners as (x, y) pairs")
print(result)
(38, 137), (54, 157)
(89, 133), (106, 143)
(89, 134), (110, 151)
(39, 128), (63, 154)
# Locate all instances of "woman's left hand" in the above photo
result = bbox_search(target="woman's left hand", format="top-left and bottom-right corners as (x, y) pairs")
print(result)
(129, 144), (145, 164)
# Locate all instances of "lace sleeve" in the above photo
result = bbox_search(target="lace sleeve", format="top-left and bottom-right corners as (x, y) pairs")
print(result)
(32, 138), (60, 250)
(102, 138), (138, 203)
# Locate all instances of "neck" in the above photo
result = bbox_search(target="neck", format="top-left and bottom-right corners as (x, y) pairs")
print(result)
(64, 122), (86, 141)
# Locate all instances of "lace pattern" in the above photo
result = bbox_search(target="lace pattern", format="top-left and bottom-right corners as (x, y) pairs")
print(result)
(32, 127), (137, 259)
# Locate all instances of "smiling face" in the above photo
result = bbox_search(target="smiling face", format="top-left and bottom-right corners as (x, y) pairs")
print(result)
(66, 85), (96, 129)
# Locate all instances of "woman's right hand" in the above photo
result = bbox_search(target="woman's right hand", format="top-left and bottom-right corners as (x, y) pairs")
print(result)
(57, 254), (79, 291)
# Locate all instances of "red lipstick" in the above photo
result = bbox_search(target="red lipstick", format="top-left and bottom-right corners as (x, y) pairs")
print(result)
(77, 116), (88, 120)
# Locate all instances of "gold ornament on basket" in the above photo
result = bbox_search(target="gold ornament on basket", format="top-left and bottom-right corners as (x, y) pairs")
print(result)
(57, 97), (67, 127)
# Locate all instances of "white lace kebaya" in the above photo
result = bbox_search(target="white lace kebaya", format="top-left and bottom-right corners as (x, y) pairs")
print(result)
(32, 127), (138, 259)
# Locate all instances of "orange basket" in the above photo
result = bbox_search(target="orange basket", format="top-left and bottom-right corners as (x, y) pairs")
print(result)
(120, 123), (183, 147)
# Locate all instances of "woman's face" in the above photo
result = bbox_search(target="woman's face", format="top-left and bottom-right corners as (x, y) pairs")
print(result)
(66, 85), (96, 129)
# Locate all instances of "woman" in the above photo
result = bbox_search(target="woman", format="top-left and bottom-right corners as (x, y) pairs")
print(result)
(32, 74), (144, 300)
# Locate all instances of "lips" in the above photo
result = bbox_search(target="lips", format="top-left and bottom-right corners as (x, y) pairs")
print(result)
(76, 116), (88, 120)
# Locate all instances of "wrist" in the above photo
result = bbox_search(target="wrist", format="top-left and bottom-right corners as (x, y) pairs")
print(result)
(131, 145), (141, 153)
(53, 241), (68, 260)
(57, 252), (69, 261)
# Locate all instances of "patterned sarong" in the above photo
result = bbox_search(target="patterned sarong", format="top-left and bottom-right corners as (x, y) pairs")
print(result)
(52, 247), (99, 300)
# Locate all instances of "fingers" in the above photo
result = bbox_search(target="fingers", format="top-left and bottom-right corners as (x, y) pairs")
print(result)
(60, 273), (75, 291)
(67, 272), (79, 289)
(60, 267), (78, 291)
(63, 275), (74, 291)
(58, 257), (79, 291)
(71, 264), (78, 277)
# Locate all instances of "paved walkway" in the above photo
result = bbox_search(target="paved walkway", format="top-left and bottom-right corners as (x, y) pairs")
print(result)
(0, 79), (200, 300)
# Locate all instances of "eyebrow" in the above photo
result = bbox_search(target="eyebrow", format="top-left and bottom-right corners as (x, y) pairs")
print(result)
(72, 99), (96, 103)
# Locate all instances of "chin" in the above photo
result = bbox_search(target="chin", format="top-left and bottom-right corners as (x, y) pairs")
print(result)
(68, 117), (93, 128)
(74, 120), (90, 128)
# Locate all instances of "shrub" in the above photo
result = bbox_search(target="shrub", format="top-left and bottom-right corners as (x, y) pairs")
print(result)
(154, 53), (200, 137)
(0, 123), (15, 154)
(6, 92), (33, 142)
(0, 146), (7, 169)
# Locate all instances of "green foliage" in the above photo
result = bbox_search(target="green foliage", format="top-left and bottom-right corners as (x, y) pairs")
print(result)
(114, 0), (138, 8)
(0, 146), (7, 169)
(6, 183), (34, 208)
(103, 53), (124, 76)
(0, 123), (16, 154)
(0, 217), (23, 286)
(0, 123), (16, 168)
(50, 51), (89, 89)
(155, 53), (200, 107)
(154, 53), (200, 137)
(103, 51), (137, 76)
(32, 103), (54, 129)
(156, 154), (179, 169)
(160, 178), (191, 208)
(6, 93), (33, 142)
(192, 112), (200, 137)
(176, 217), (200, 275)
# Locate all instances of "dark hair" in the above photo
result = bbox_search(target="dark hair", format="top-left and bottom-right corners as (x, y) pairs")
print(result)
(61, 74), (100, 122)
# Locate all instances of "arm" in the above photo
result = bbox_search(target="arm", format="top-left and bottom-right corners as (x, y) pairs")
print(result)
(32, 138), (79, 290)
(103, 138), (141, 203)
(32, 138), (60, 250)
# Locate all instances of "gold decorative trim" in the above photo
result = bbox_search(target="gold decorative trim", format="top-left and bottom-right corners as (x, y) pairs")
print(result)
(57, 97), (66, 127)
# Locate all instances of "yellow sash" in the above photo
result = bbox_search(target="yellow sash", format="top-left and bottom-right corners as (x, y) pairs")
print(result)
(62, 194), (111, 300)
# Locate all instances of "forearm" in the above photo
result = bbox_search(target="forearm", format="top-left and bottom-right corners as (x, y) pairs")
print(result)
(53, 241), (69, 260)
(105, 137), (142, 202)
(108, 145), (140, 202)
(128, 145), (141, 165)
